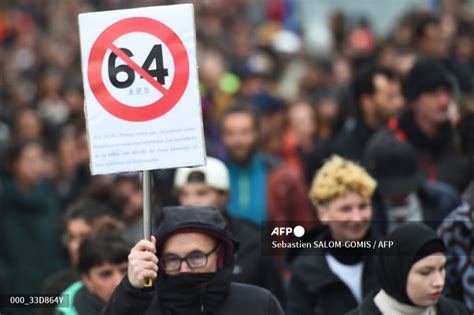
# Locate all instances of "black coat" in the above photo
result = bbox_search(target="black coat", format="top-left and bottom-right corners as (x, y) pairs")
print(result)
(227, 215), (285, 304)
(286, 228), (379, 315)
(55, 282), (104, 315)
(40, 268), (80, 315)
(103, 276), (284, 315)
(346, 290), (471, 315)
(387, 109), (471, 193)
(329, 118), (375, 163)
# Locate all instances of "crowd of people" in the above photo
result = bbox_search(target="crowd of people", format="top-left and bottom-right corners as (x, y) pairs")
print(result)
(0, 0), (474, 314)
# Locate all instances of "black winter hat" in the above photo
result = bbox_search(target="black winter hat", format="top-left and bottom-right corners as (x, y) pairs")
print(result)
(404, 59), (454, 102)
(363, 130), (422, 195)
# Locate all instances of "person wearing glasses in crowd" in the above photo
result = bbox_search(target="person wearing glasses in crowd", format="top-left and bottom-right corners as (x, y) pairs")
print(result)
(103, 205), (284, 315)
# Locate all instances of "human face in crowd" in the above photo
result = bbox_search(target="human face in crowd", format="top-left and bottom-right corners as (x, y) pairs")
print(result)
(178, 182), (228, 211)
(419, 22), (448, 59)
(414, 87), (451, 126)
(57, 136), (80, 177)
(261, 110), (286, 155)
(406, 253), (446, 306)
(317, 192), (372, 241)
(66, 218), (92, 266)
(221, 112), (258, 163)
(13, 142), (46, 188)
(14, 109), (43, 141)
(161, 233), (218, 275)
(370, 74), (404, 126)
(288, 102), (316, 144)
(115, 179), (143, 222)
(82, 261), (128, 303)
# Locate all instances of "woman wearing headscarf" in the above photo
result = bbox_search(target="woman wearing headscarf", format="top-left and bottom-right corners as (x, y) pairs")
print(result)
(347, 223), (470, 314)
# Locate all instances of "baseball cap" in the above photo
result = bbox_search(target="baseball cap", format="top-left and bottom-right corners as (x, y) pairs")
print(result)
(174, 157), (230, 191)
(363, 131), (422, 195)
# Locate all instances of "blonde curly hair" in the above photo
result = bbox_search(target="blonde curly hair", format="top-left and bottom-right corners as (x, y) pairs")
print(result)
(309, 155), (376, 206)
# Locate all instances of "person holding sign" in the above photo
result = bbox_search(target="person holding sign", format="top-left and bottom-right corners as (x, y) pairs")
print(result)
(103, 205), (284, 315)
(173, 156), (285, 304)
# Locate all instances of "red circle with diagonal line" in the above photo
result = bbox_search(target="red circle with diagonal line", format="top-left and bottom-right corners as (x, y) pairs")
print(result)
(88, 17), (189, 122)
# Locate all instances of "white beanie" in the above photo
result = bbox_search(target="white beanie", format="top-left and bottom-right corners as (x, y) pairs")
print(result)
(174, 157), (230, 191)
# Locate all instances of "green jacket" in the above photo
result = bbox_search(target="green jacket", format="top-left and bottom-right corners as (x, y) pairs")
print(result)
(0, 177), (66, 296)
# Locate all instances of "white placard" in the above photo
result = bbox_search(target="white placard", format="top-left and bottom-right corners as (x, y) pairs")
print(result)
(78, 4), (205, 175)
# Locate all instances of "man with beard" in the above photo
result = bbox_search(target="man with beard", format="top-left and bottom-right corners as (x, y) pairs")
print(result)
(329, 65), (404, 163)
(103, 205), (284, 315)
(218, 104), (314, 228)
(385, 59), (471, 192)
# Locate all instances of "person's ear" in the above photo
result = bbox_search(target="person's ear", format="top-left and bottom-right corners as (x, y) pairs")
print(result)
(317, 204), (330, 223)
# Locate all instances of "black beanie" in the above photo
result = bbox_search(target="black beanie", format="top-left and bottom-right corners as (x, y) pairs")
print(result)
(404, 59), (454, 102)
(375, 223), (447, 306)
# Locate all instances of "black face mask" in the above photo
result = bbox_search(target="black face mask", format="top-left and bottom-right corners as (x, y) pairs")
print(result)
(156, 265), (232, 315)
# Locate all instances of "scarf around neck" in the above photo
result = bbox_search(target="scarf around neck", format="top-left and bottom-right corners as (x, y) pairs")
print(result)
(156, 264), (232, 315)
(374, 290), (437, 315)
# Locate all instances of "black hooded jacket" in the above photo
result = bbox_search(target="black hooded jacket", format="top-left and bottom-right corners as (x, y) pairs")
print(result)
(286, 226), (379, 315)
(103, 205), (283, 315)
(54, 282), (104, 315)
(329, 117), (375, 163)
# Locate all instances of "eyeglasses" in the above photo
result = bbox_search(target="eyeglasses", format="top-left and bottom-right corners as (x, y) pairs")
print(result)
(160, 243), (221, 272)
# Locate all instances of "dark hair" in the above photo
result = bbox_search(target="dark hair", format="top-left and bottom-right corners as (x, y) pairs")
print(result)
(4, 139), (45, 173)
(218, 103), (261, 132)
(456, 19), (474, 38)
(414, 13), (440, 41)
(77, 230), (130, 274)
(63, 198), (117, 225)
(79, 179), (121, 213)
(351, 65), (399, 114)
(53, 127), (77, 154)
